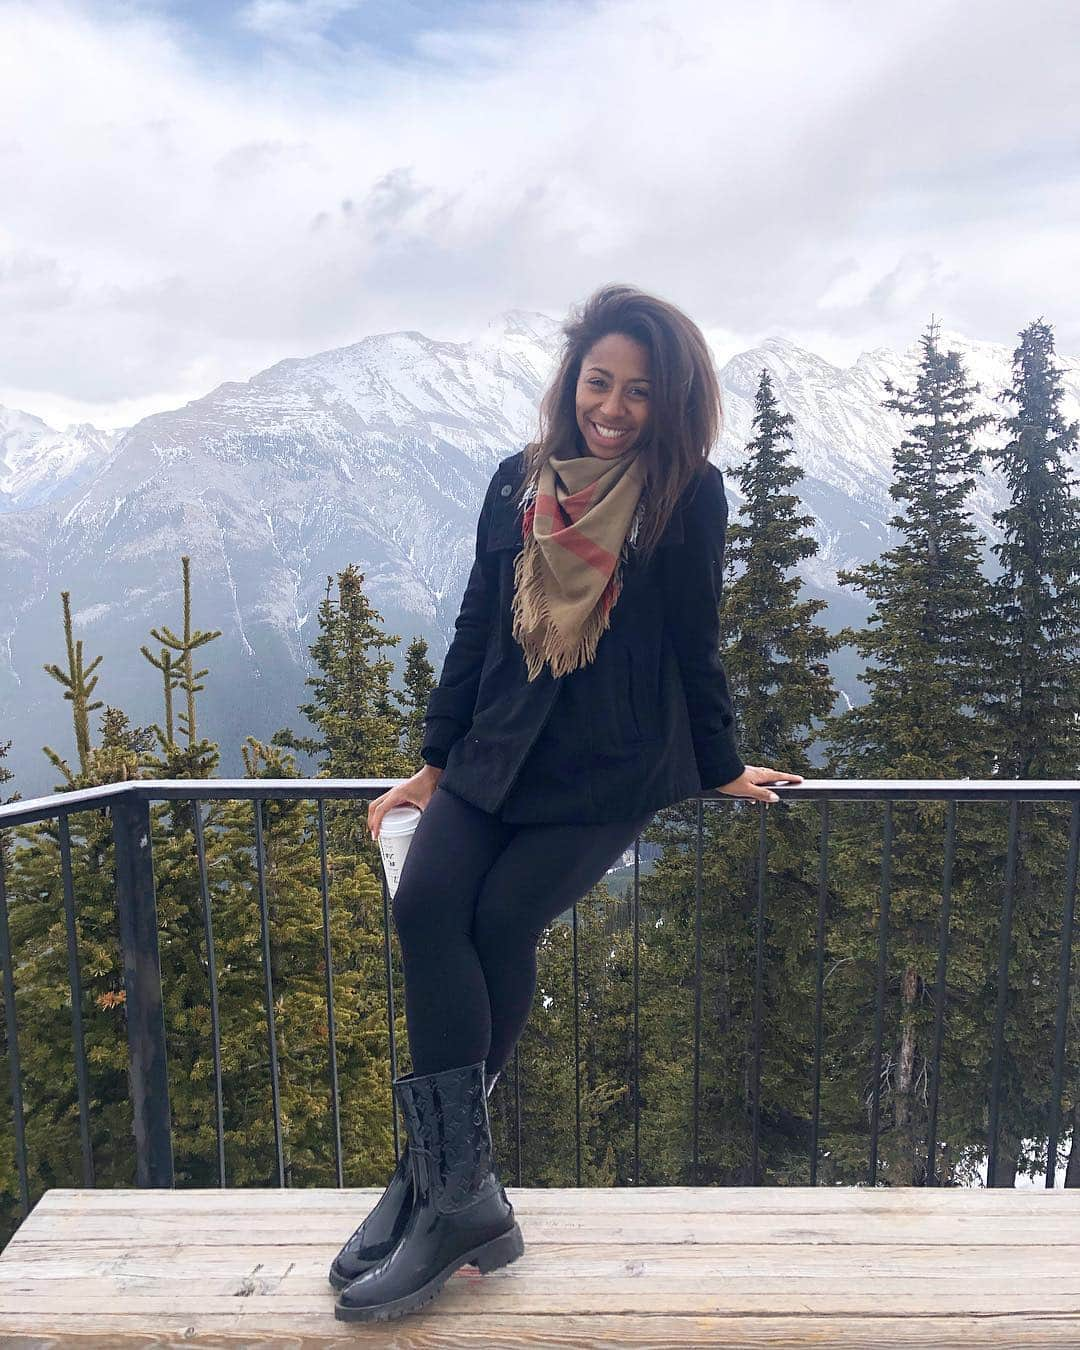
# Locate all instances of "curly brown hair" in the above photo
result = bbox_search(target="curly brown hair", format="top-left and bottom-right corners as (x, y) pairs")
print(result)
(514, 283), (723, 562)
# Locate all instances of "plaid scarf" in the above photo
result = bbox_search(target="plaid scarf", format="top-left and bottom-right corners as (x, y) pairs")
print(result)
(511, 443), (648, 681)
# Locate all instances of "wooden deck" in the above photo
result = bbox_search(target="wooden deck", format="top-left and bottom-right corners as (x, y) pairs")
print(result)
(2, 1186), (1080, 1346)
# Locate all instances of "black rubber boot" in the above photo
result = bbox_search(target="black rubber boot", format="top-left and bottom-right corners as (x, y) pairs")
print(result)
(334, 1060), (523, 1322)
(328, 1067), (500, 1290)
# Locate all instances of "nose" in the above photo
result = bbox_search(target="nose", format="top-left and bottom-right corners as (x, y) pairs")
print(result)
(599, 388), (627, 420)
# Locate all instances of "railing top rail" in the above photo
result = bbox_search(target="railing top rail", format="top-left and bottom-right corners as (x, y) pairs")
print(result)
(0, 777), (1078, 831)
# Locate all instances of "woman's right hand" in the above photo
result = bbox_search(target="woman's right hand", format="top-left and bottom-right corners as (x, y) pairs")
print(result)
(368, 764), (442, 840)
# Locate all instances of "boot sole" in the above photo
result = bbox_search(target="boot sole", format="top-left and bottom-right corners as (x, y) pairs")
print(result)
(333, 1223), (525, 1322)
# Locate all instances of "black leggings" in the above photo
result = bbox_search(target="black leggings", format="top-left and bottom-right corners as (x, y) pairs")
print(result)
(391, 784), (655, 1078)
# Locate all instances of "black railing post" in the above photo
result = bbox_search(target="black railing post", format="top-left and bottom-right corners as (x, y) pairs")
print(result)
(987, 798), (1020, 1188)
(0, 836), (30, 1216)
(751, 801), (768, 1186)
(111, 793), (174, 1187)
(926, 800), (958, 1186)
(1046, 800), (1080, 1187)
(810, 797), (829, 1186)
(868, 800), (894, 1187)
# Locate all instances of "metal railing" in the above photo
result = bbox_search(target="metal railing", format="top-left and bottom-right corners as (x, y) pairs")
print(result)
(1, 778), (1077, 1222)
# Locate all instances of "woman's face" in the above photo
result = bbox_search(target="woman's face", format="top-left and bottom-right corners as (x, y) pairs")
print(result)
(574, 332), (652, 460)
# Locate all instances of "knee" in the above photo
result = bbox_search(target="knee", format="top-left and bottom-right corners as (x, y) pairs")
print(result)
(474, 900), (536, 965)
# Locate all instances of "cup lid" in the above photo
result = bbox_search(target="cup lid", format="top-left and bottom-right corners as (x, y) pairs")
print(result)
(379, 805), (422, 835)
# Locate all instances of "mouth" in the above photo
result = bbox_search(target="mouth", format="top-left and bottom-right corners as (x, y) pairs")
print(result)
(588, 419), (632, 445)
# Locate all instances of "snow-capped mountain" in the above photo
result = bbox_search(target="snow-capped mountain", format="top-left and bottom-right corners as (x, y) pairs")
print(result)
(713, 330), (1080, 595)
(0, 407), (125, 513)
(1, 312), (1076, 799)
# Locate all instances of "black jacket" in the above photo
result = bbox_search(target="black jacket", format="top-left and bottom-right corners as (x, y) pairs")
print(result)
(420, 449), (745, 824)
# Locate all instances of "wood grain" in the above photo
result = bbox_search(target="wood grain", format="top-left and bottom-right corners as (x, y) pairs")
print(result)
(2, 1186), (1079, 1347)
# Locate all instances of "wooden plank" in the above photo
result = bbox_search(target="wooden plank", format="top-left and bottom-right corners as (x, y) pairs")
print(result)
(4, 1312), (1080, 1347)
(6, 1244), (1080, 1277)
(7, 1210), (1078, 1246)
(3, 1275), (1080, 1316)
(23, 1185), (1080, 1213)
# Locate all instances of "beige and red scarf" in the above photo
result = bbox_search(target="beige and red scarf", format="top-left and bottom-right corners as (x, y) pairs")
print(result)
(511, 444), (648, 681)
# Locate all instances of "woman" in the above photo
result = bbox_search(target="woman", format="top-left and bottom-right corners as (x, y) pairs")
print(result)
(332, 284), (803, 1323)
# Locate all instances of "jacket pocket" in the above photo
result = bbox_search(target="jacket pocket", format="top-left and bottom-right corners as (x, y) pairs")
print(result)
(624, 649), (642, 740)
(626, 647), (664, 742)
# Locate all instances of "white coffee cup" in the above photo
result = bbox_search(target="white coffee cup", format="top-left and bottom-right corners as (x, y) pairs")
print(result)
(377, 805), (422, 898)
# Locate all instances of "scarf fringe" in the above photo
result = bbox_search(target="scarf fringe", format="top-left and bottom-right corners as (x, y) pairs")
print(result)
(511, 536), (627, 682)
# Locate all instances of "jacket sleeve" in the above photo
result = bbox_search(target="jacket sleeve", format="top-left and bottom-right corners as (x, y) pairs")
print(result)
(420, 469), (502, 769)
(660, 466), (745, 791)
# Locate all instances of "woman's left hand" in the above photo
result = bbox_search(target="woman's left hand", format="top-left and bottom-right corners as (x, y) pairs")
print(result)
(715, 764), (804, 804)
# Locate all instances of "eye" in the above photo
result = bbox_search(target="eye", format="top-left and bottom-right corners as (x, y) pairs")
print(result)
(631, 387), (649, 398)
(587, 377), (606, 389)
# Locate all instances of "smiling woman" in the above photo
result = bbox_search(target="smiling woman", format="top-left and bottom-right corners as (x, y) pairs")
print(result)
(328, 282), (802, 1325)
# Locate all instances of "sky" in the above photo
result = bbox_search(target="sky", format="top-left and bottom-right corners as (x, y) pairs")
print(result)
(1, 0), (1078, 429)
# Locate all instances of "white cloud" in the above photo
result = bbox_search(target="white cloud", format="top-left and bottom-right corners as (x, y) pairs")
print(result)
(1, 0), (1078, 429)
(237, 0), (367, 56)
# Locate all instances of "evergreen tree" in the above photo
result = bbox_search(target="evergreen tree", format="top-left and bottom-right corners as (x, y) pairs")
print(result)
(140, 553), (222, 771)
(820, 319), (1005, 1184)
(42, 592), (149, 784)
(981, 318), (1080, 1184)
(395, 637), (437, 769)
(987, 319), (1080, 776)
(635, 369), (842, 1183)
(274, 566), (405, 777)
(272, 564), (410, 1145)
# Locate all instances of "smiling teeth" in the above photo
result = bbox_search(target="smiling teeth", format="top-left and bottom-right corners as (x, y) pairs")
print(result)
(593, 423), (627, 439)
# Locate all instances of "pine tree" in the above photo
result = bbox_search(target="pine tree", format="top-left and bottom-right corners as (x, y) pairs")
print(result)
(42, 592), (147, 784)
(820, 319), (1003, 1184)
(632, 369), (843, 1183)
(140, 553), (222, 772)
(980, 319), (1080, 1185)
(987, 319), (1080, 776)
(272, 564), (410, 1158)
(395, 637), (437, 769)
(274, 566), (405, 777)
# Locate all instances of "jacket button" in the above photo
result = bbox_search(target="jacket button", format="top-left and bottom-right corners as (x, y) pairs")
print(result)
(499, 483), (513, 497)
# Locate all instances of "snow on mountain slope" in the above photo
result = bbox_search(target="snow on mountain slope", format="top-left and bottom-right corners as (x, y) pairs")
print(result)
(0, 406), (124, 512)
